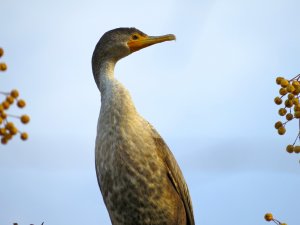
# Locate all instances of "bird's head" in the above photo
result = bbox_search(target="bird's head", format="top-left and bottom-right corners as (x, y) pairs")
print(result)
(93, 27), (176, 63)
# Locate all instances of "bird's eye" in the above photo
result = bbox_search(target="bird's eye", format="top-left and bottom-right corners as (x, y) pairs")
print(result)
(132, 35), (139, 40)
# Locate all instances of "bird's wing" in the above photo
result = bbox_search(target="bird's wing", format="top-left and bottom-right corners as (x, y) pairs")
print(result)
(148, 123), (195, 225)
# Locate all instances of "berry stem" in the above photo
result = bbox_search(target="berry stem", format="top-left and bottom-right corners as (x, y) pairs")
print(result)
(272, 219), (281, 225)
(289, 74), (300, 81)
(0, 91), (9, 96)
(283, 121), (289, 126)
(292, 132), (300, 145)
(6, 114), (20, 119)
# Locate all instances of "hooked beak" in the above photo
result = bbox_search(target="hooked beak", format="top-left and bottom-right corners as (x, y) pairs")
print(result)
(127, 34), (176, 53)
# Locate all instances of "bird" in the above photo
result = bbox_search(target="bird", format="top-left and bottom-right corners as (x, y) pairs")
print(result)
(92, 27), (195, 225)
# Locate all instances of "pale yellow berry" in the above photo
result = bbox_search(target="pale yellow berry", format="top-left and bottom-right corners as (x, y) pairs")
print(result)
(278, 126), (286, 135)
(276, 77), (284, 85)
(294, 111), (300, 118)
(293, 86), (300, 95)
(288, 93), (294, 100)
(285, 99), (293, 108)
(9, 127), (18, 135)
(264, 213), (273, 221)
(20, 132), (28, 141)
(0, 63), (7, 71)
(0, 112), (7, 119)
(4, 133), (12, 140)
(286, 145), (294, 153)
(6, 96), (14, 104)
(274, 121), (283, 129)
(20, 115), (30, 124)
(274, 97), (282, 105)
(5, 122), (14, 130)
(17, 99), (26, 108)
(1, 137), (8, 144)
(5, 122), (17, 135)
(2, 101), (10, 110)
(0, 128), (6, 136)
(279, 88), (288, 96)
(280, 79), (289, 88)
(293, 98), (299, 105)
(278, 108), (287, 116)
(294, 104), (300, 111)
(286, 113), (293, 121)
(294, 146), (300, 153)
(10, 89), (19, 98)
(292, 80), (300, 87)
(287, 84), (295, 93)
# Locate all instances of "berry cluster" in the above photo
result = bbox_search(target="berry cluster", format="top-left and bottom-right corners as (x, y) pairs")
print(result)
(0, 47), (29, 144)
(265, 213), (287, 225)
(274, 75), (300, 154)
(0, 47), (7, 71)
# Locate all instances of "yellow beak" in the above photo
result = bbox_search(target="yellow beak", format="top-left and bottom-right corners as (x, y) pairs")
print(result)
(127, 34), (176, 53)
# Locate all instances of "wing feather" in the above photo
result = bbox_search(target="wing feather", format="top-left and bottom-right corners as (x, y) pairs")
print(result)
(149, 123), (195, 225)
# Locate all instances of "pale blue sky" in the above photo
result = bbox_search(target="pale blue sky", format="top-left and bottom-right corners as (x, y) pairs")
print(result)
(1, 0), (300, 225)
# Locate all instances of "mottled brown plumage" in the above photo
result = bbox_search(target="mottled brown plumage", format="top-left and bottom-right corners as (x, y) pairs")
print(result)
(92, 27), (195, 225)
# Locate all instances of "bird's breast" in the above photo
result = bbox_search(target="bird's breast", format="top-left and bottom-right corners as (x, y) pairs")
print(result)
(95, 109), (164, 188)
(95, 110), (173, 224)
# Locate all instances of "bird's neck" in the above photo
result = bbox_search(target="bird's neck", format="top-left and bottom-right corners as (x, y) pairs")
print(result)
(93, 59), (138, 121)
(93, 59), (116, 94)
